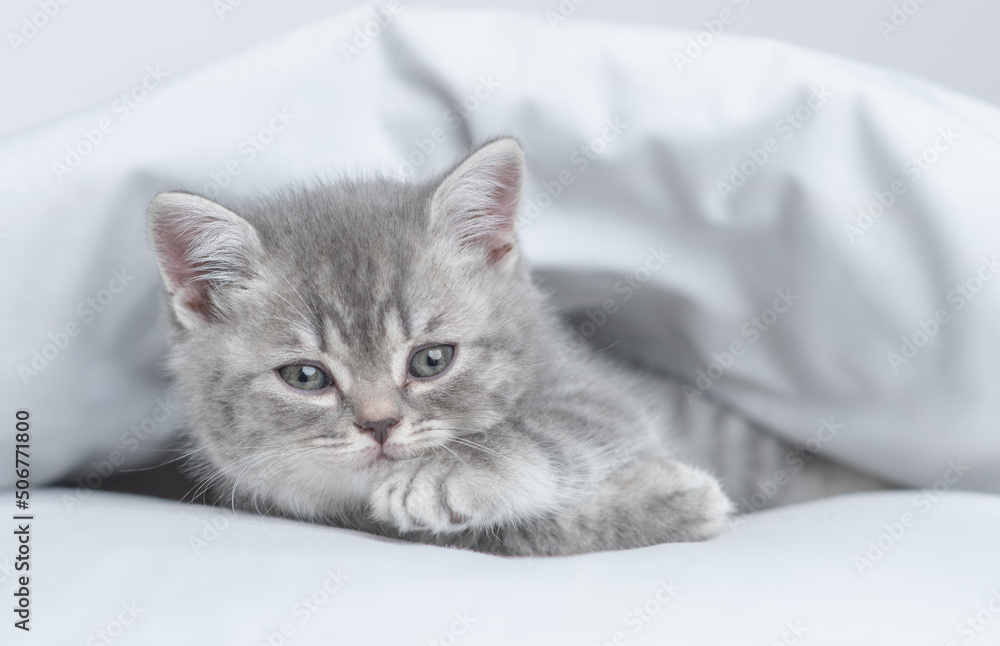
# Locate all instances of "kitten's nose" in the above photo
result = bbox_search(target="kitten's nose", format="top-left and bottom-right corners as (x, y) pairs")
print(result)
(357, 418), (400, 445)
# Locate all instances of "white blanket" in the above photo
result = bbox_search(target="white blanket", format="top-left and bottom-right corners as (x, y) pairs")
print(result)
(4, 489), (999, 645)
(2, 6), (1000, 643)
(4, 5), (1000, 492)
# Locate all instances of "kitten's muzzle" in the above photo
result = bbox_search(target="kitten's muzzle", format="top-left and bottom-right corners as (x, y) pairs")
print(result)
(356, 418), (400, 445)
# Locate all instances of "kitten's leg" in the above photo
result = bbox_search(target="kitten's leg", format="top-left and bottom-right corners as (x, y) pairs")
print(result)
(367, 433), (576, 535)
(658, 378), (890, 508)
(494, 458), (733, 556)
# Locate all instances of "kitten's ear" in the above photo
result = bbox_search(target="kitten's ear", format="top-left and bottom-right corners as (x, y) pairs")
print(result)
(146, 192), (264, 329)
(431, 137), (525, 267)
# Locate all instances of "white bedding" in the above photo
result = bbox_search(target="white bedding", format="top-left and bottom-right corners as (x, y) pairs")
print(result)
(3, 5), (1000, 492)
(4, 489), (999, 645)
(2, 4), (1000, 643)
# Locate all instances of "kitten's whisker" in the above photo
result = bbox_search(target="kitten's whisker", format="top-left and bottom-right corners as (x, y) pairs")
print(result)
(260, 316), (310, 329)
(447, 437), (541, 481)
(186, 449), (282, 505)
(118, 438), (246, 474)
(591, 339), (622, 354)
(447, 437), (510, 463)
(280, 275), (323, 325)
(118, 454), (194, 473)
(248, 447), (322, 511)
(527, 339), (624, 368)
(124, 445), (203, 453)
(271, 290), (318, 337)
(437, 443), (470, 468)
(221, 445), (320, 511)
(229, 452), (279, 512)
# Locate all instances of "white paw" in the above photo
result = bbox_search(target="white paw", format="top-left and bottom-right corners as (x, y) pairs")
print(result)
(369, 459), (485, 534)
(604, 458), (733, 543)
(649, 459), (733, 540)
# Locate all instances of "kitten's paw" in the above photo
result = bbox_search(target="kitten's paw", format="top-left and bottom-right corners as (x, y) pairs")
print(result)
(496, 458), (733, 556)
(627, 458), (733, 542)
(369, 459), (490, 534)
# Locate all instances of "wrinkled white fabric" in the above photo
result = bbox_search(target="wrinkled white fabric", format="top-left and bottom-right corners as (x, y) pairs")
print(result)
(4, 489), (998, 645)
(2, 5), (1000, 493)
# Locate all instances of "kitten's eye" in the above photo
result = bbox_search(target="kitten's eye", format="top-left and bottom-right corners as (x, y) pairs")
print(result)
(408, 344), (455, 379)
(278, 364), (330, 391)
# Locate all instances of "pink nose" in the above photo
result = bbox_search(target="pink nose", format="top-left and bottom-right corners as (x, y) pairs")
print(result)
(357, 418), (399, 445)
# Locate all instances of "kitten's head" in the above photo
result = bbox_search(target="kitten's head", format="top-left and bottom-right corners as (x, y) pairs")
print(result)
(148, 138), (553, 518)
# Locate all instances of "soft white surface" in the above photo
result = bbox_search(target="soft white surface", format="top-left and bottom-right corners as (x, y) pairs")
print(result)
(3, 489), (998, 645)
(4, 0), (1000, 138)
(2, 5), (999, 492)
(2, 9), (997, 644)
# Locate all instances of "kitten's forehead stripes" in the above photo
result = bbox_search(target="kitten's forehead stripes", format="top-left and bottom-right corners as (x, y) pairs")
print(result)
(399, 307), (413, 340)
(344, 296), (390, 359)
(320, 263), (415, 360)
(305, 291), (329, 354)
(423, 313), (445, 337)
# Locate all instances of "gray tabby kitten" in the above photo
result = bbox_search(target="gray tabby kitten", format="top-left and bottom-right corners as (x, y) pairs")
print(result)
(147, 138), (875, 556)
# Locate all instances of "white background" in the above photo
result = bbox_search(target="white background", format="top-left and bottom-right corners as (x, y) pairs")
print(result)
(2, 0), (999, 138)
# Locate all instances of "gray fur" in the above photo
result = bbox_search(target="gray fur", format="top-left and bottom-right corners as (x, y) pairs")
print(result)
(146, 138), (872, 556)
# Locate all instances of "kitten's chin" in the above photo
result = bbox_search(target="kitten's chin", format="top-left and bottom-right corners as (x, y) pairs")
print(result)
(261, 461), (372, 518)
(357, 442), (421, 470)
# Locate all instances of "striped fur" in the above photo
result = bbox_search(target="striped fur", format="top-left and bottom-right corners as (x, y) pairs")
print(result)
(147, 139), (881, 556)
